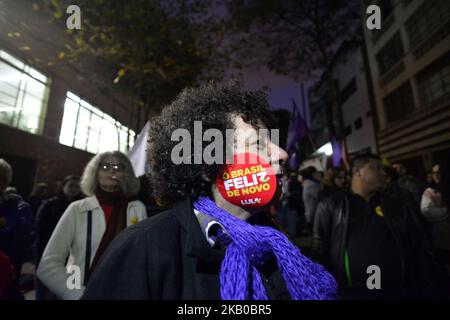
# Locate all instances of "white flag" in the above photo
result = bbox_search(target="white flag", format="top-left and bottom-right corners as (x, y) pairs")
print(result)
(128, 121), (150, 177)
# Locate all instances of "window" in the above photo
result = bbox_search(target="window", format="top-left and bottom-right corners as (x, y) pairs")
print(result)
(59, 92), (135, 154)
(344, 125), (352, 136)
(417, 54), (450, 108)
(405, 0), (450, 51)
(339, 78), (357, 105)
(412, 20), (450, 60)
(0, 49), (50, 134)
(354, 118), (362, 130)
(376, 33), (404, 76)
(383, 81), (415, 123)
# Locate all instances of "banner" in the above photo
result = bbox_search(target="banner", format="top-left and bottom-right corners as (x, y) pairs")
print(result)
(127, 121), (150, 177)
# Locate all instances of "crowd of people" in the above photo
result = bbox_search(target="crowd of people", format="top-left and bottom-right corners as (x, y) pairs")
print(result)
(0, 82), (449, 300)
(0, 152), (150, 299)
(275, 154), (450, 299)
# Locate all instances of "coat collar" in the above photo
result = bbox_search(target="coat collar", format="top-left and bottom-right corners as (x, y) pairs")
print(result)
(78, 195), (101, 213)
(172, 198), (225, 265)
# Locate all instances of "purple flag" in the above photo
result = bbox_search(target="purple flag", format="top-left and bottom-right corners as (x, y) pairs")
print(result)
(331, 136), (342, 168)
(286, 99), (309, 169)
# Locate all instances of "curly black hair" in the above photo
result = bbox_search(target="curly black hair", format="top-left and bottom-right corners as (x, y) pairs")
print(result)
(147, 82), (275, 206)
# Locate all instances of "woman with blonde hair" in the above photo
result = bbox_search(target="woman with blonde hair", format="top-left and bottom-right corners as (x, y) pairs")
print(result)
(37, 151), (147, 299)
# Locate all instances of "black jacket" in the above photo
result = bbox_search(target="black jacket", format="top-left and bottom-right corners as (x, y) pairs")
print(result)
(34, 196), (70, 265)
(313, 189), (447, 299)
(82, 198), (289, 300)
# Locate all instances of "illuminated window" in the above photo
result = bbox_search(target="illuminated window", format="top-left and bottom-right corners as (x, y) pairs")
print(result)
(0, 49), (50, 134)
(59, 92), (135, 153)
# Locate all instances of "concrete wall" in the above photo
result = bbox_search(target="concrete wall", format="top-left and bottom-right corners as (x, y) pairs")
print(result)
(334, 45), (378, 154)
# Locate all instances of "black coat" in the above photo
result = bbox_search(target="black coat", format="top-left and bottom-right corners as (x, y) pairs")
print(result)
(34, 195), (83, 266)
(82, 198), (289, 300)
(34, 196), (67, 263)
(313, 189), (448, 298)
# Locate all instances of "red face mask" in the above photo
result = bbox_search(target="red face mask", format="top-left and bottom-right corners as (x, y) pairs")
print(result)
(216, 153), (277, 208)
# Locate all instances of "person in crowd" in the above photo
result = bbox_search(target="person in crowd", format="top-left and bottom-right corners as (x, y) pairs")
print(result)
(0, 249), (23, 300)
(276, 171), (299, 239)
(299, 166), (321, 231)
(384, 164), (433, 236)
(82, 82), (337, 300)
(36, 151), (147, 300)
(314, 153), (446, 299)
(27, 182), (49, 225)
(392, 162), (424, 205)
(52, 179), (63, 197)
(319, 168), (347, 200)
(4, 186), (19, 196)
(34, 175), (83, 300)
(383, 165), (398, 188)
(137, 173), (172, 217)
(310, 167), (347, 260)
(426, 171), (433, 188)
(421, 157), (450, 274)
(421, 163), (448, 221)
(289, 172), (305, 237)
(0, 159), (33, 288)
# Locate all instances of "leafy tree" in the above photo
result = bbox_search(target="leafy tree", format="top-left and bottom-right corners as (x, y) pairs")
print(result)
(50, 0), (227, 115)
(222, 0), (362, 138)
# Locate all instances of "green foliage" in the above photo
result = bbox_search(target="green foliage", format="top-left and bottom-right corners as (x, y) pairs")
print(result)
(53, 0), (226, 112)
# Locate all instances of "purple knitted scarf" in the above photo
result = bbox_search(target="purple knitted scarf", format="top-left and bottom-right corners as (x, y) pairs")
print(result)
(193, 196), (337, 300)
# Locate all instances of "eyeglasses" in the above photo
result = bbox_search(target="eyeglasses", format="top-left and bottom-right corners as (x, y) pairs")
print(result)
(99, 163), (125, 172)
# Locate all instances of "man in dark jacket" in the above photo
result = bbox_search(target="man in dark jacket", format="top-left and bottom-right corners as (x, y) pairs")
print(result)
(313, 153), (446, 299)
(0, 159), (32, 285)
(82, 83), (337, 300)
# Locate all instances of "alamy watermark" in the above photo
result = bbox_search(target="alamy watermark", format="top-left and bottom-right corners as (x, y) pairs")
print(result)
(366, 265), (381, 290)
(366, 5), (381, 30)
(170, 121), (281, 169)
(66, 4), (81, 30)
(65, 263), (382, 291)
(64, 5), (382, 33)
(66, 265), (81, 290)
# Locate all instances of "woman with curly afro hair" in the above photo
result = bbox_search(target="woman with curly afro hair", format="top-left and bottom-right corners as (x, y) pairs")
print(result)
(82, 82), (337, 300)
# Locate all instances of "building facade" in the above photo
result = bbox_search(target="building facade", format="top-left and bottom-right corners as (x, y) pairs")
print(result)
(333, 41), (378, 155)
(363, 0), (450, 176)
(0, 2), (146, 196)
(307, 40), (378, 168)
